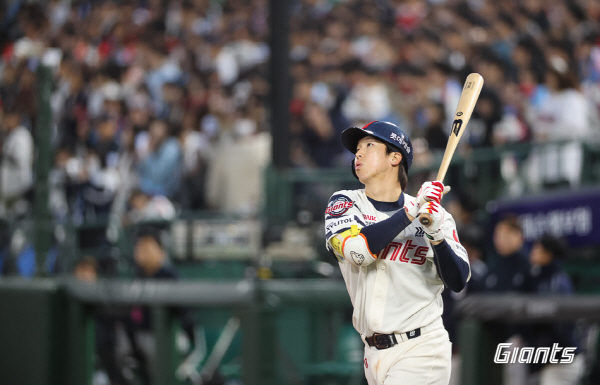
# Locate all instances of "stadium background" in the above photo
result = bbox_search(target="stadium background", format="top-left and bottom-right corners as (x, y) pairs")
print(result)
(1, 0), (600, 384)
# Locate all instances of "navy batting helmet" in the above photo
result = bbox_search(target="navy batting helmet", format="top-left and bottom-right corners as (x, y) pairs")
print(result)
(341, 121), (413, 175)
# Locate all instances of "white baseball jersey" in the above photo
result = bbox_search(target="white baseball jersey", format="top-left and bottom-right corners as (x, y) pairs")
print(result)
(324, 189), (469, 337)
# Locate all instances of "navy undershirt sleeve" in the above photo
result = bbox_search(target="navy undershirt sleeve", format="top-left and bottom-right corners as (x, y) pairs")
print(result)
(431, 241), (469, 293)
(360, 209), (412, 254)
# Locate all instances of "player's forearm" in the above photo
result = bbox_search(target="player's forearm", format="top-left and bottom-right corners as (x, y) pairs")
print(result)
(431, 241), (469, 293)
(360, 209), (412, 254)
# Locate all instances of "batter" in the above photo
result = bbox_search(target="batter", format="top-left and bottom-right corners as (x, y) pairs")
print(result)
(324, 121), (470, 385)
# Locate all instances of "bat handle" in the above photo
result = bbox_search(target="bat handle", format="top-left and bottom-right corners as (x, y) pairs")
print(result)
(419, 214), (432, 227)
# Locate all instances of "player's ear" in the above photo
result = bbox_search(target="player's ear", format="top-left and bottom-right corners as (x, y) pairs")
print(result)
(390, 152), (402, 167)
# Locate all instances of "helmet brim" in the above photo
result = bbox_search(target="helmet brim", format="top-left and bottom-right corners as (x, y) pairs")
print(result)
(342, 126), (408, 175)
(341, 127), (374, 154)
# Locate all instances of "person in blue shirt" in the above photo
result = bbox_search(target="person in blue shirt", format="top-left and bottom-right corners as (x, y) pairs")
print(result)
(138, 119), (183, 199)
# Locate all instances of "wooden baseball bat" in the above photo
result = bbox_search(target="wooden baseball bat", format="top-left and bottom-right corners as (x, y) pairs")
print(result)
(419, 73), (484, 227)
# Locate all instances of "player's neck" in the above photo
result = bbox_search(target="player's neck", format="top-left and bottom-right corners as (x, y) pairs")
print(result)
(364, 178), (403, 203)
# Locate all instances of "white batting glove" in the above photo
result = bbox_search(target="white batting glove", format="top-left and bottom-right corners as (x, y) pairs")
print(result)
(404, 198), (420, 220)
(418, 201), (445, 242)
(416, 181), (451, 206)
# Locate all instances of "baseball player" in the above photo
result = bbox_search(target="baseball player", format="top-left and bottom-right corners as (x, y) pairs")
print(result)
(324, 121), (470, 385)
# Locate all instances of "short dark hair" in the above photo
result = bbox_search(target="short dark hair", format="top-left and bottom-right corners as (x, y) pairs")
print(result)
(135, 225), (163, 248)
(537, 234), (567, 260)
(385, 144), (408, 191)
(497, 214), (522, 234)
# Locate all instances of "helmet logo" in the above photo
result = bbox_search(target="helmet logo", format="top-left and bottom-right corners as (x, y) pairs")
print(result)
(390, 132), (411, 154)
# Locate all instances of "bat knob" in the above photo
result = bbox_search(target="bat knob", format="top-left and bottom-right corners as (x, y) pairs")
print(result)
(419, 215), (431, 227)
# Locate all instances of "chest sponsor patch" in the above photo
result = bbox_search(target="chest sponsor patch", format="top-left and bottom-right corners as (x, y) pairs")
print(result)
(326, 196), (354, 217)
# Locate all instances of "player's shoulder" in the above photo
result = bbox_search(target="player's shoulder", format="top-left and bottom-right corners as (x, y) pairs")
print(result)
(328, 189), (364, 200)
(327, 189), (369, 206)
(325, 189), (365, 217)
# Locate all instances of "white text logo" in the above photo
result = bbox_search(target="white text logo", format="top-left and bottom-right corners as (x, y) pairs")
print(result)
(494, 343), (576, 364)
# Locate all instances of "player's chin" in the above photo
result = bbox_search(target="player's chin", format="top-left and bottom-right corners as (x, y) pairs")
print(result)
(356, 171), (369, 185)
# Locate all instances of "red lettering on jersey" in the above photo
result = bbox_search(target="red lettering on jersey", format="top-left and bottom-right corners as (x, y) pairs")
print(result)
(379, 244), (390, 260)
(398, 240), (417, 262)
(381, 241), (427, 266)
(363, 214), (377, 221)
(453, 230), (460, 243)
(412, 246), (428, 265)
(388, 243), (403, 261)
(364, 358), (368, 368)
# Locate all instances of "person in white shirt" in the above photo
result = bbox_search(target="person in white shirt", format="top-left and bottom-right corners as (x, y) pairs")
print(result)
(0, 110), (33, 217)
(324, 121), (470, 385)
(527, 66), (595, 190)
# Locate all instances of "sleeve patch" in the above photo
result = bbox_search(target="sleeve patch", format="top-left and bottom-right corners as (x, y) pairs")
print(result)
(325, 217), (355, 233)
(325, 195), (354, 217)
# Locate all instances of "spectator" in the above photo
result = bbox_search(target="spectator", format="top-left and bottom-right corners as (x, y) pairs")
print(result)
(525, 235), (585, 385)
(128, 188), (176, 224)
(485, 215), (534, 385)
(526, 66), (595, 190)
(421, 102), (448, 151)
(73, 256), (132, 385)
(205, 113), (270, 216)
(126, 226), (196, 384)
(178, 111), (210, 210)
(137, 119), (183, 199)
(485, 215), (531, 293)
(73, 255), (98, 283)
(0, 110), (33, 218)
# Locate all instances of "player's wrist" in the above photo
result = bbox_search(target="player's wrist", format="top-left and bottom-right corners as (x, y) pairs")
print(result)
(404, 200), (419, 220)
(428, 237), (444, 245)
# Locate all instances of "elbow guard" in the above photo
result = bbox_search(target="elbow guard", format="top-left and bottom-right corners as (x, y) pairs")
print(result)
(328, 225), (377, 266)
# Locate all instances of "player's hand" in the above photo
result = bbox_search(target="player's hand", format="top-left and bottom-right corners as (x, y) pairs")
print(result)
(418, 201), (445, 243)
(416, 181), (451, 206)
(404, 198), (419, 221)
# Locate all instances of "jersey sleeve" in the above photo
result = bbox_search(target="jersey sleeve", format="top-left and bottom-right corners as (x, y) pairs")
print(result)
(429, 213), (471, 292)
(324, 191), (367, 262)
(442, 214), (470, 272)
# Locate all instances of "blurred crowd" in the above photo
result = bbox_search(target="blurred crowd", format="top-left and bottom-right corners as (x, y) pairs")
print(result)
(1, 0), (600, 224)
(1, 1), (600, 382)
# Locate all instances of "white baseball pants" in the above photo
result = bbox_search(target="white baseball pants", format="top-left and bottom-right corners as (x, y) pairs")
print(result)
(363, 327), (452, 385)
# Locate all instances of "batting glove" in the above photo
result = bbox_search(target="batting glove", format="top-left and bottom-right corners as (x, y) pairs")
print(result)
(418, 201), (445, 242)
(416, 181), (451, 206)
(404, 198), (420, 220)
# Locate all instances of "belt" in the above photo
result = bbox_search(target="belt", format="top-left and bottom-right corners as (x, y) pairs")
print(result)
(363, 318), (444, 350)
(365, 328), (421, 350)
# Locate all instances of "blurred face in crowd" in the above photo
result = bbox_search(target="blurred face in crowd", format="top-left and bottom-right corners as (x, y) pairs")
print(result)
(74, 261), (98, 283)
(149, 120), (168, 148)
(130, 192), (149, 211)
(98, 120), (117, 141)
(493, 221), (524, 257)
(1, 112), (21, 132)
(355, 136), (402, 186)
(134, 236), (165, 276)
(530, 242), (553, 267)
